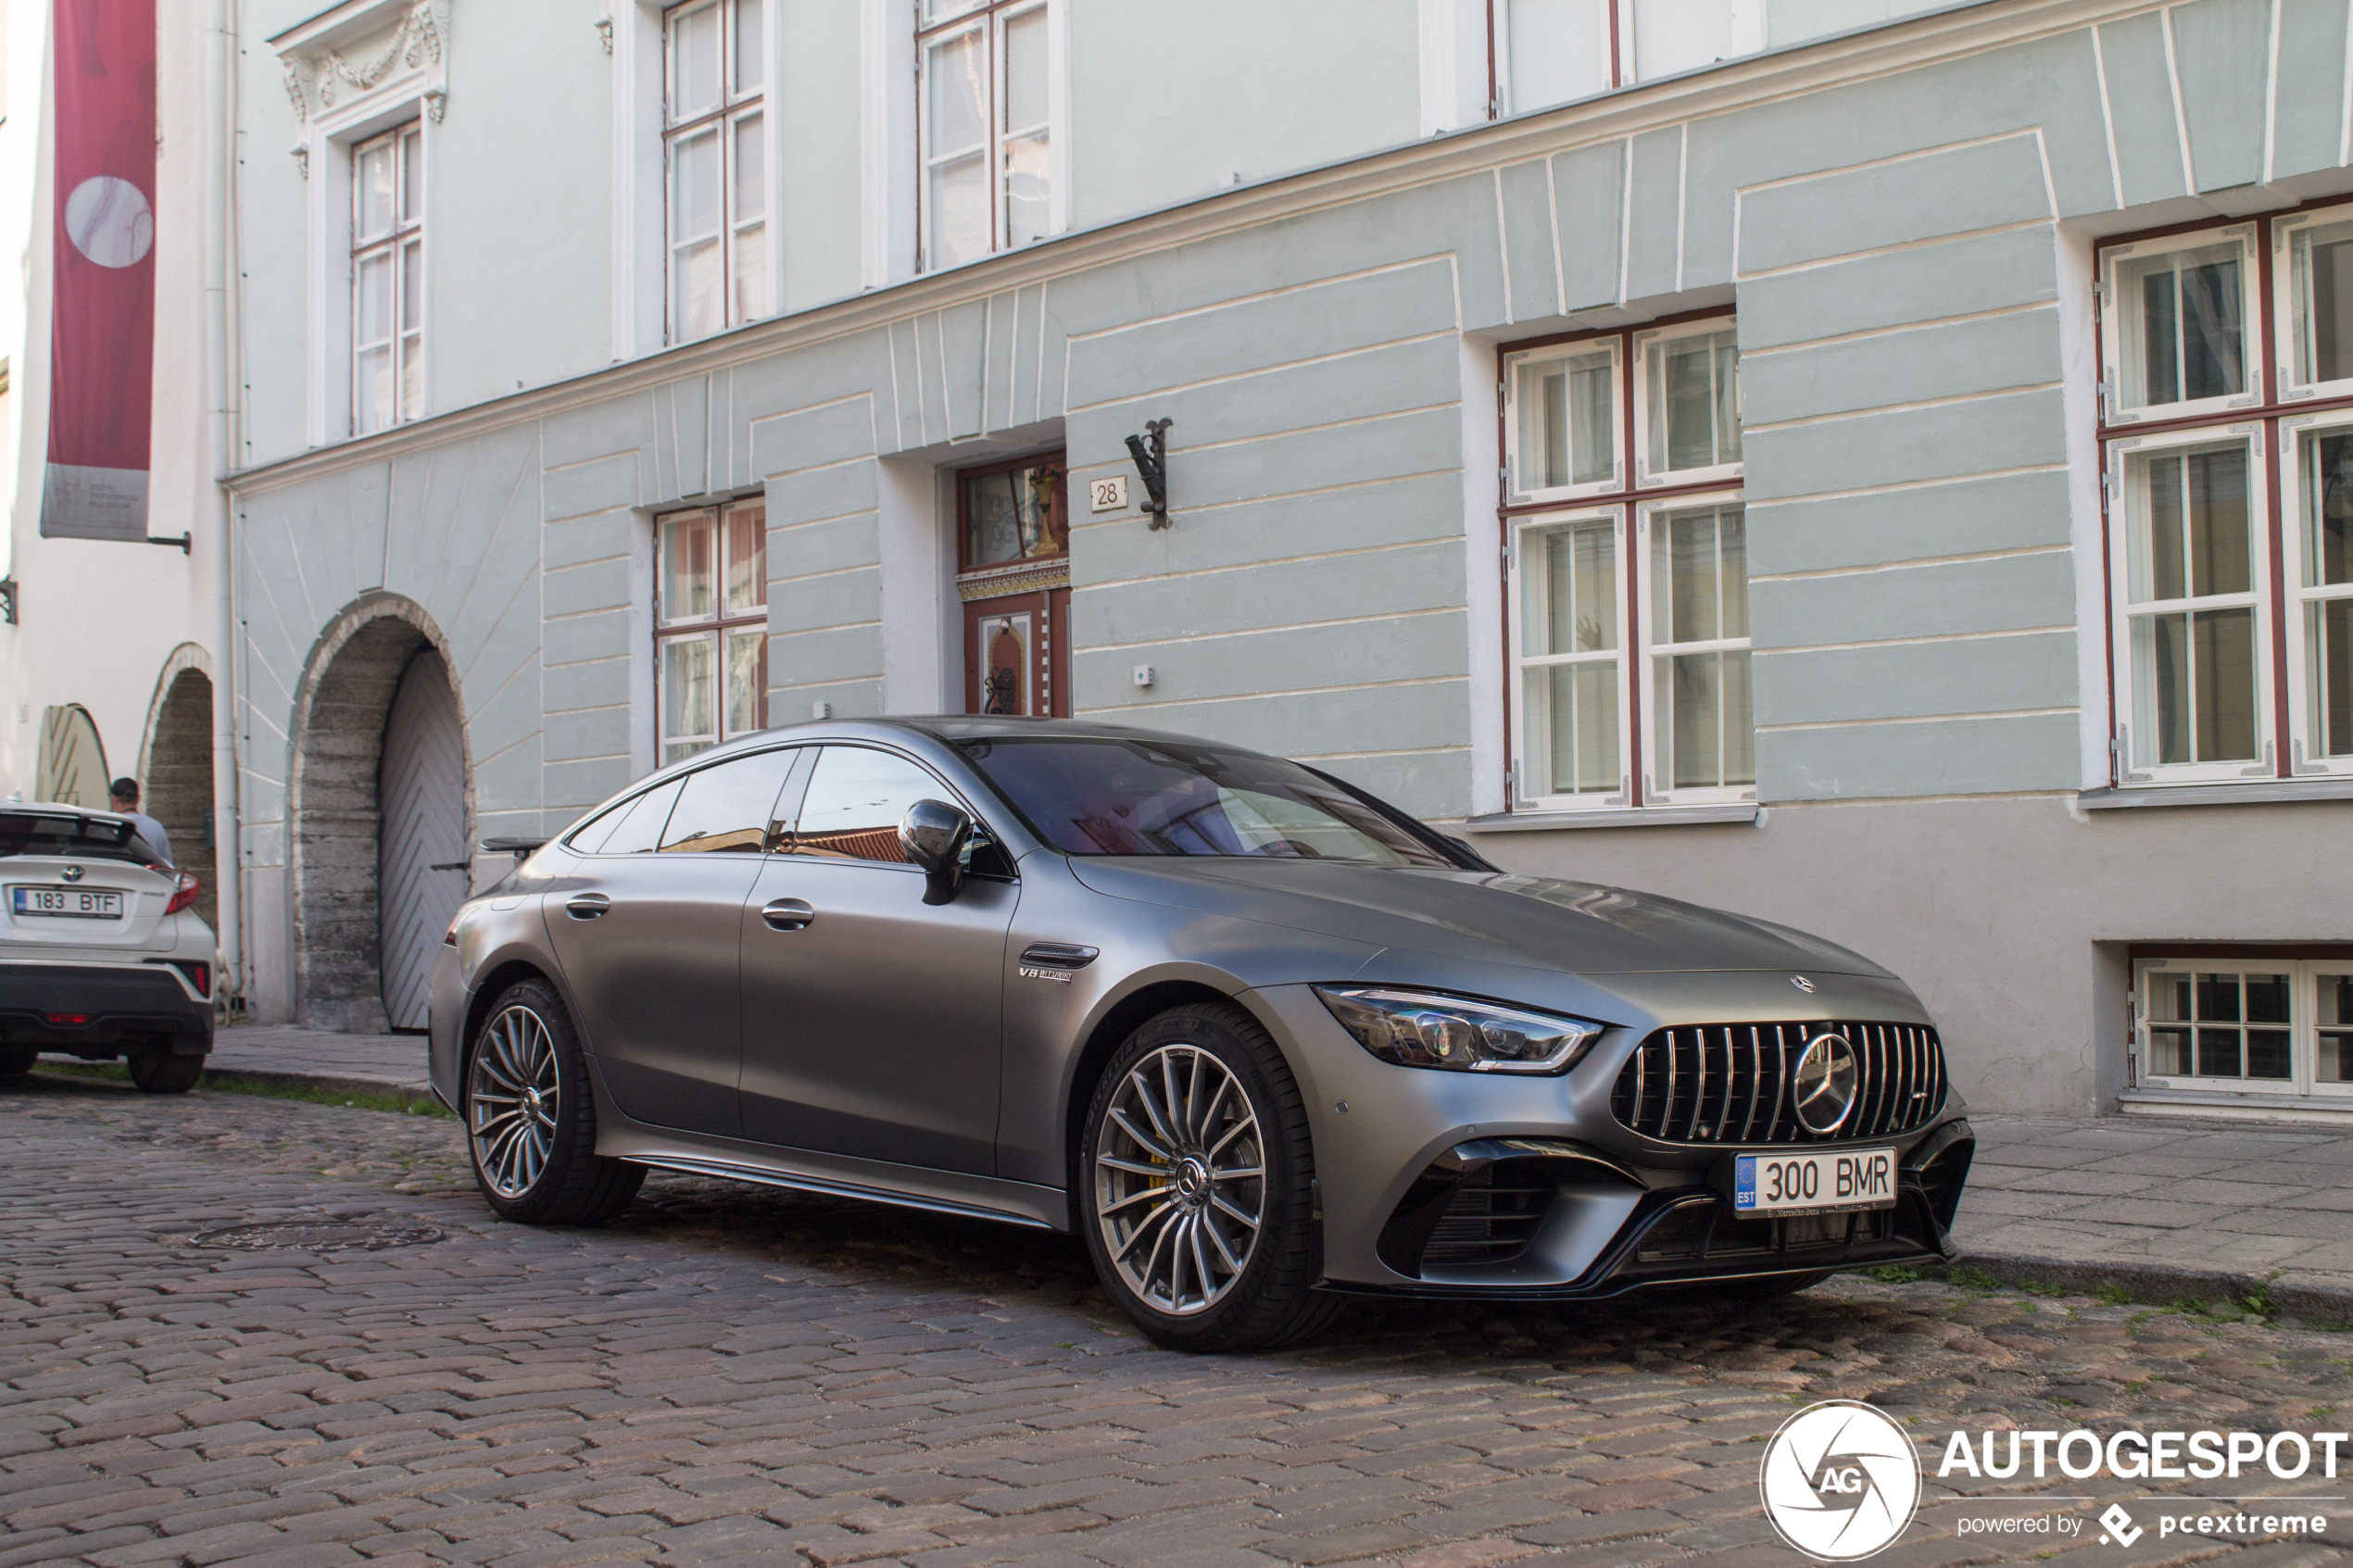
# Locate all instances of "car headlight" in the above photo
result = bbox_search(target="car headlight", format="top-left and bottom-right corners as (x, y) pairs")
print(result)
(1313, 986), (1604, 1074)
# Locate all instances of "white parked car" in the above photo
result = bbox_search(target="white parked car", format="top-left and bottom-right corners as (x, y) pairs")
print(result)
(0, 803), (214, 1093)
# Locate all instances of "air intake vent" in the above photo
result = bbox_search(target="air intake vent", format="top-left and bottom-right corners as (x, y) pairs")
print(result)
(1418, 1163), (1554, 1268)
(1609, 1022), (1945, 1146)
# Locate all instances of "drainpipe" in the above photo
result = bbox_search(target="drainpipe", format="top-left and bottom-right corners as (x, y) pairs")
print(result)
(205, 0), (244, 1004)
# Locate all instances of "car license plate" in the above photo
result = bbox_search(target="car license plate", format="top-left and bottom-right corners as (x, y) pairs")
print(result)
(1735, 1148), (1896, 1215)
(12, 885), (123, 920)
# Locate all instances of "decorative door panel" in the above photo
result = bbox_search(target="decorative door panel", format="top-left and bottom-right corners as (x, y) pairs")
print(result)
(956, 449), (1070, 718)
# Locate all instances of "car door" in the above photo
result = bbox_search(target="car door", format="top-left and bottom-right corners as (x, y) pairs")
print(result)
(738, 744), (1016, 1173)
(543, 746), (802, 1137)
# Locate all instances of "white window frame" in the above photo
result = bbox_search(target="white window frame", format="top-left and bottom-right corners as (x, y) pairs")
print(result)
(2278, 409), (2353, 778)
(2316, 960), (2353, 1098)
(655, 500), (770, 767)
(349, 122), (424, 436)
(2098, 222), (2262, 429)
(2271, 205), (2353, 404)
(1490, 0), (1765, 107)
(915, 0), (1064, 273)
(2133, 958), (2353, 1101)
(1630, 318), (1744, 492)
(1635, 490), (1755, 807)
(1507, 506), (1632, 811)
(1502, 336), (1624, 506)
(2105, 420), (2276, 785)
(662, 0), (770, 345)
(277, 0), (446, 449)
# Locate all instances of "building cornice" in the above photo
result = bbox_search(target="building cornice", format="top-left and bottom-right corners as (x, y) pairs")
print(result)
(230, 0), (2158, 497)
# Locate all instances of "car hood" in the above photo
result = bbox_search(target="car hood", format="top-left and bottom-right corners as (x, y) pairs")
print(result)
(1062, 857), (1892, 979)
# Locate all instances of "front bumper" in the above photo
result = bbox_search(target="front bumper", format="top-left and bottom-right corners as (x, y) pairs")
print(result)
(1322, 1120), (1970, 1299)
(1247, 980), (1970, 1298)
(0, 962), (213, 1055)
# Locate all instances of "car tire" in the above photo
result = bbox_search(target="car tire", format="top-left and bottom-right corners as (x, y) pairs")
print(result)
(1078, 1002), (1342, 1353)
(128, 1051), (204, 1094)
(0, 1047), (35, 1081)
(463, 977), (644, 1226)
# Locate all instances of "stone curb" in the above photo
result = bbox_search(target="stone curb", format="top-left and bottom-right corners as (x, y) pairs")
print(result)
(197, 1065), (444, 1110)
(1954, 1248), (2353, 1327)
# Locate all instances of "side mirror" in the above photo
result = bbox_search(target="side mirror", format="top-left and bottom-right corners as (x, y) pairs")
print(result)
(900, 798), (975, 905)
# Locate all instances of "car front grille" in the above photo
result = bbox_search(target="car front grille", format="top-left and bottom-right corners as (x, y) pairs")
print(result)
(1609, 1021), (1945, 1145)
(1417, 1163), (1555, 1269)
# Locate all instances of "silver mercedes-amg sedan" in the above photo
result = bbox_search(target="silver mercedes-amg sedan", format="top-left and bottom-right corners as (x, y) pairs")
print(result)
(431, 718), (1972, 1352)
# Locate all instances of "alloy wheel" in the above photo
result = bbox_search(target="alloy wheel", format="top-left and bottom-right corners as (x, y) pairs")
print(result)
(469, 1004), (560, 1199)
(1094, 1044), (1265, 1316)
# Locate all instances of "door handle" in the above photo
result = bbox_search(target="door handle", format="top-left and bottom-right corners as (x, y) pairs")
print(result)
(761, 897), (815, 932)
(565, 893), (611, 920)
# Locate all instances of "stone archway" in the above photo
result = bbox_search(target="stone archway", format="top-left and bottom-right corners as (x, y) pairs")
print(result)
(138, 649), (218, 933)
(289, 596), (472, 1033)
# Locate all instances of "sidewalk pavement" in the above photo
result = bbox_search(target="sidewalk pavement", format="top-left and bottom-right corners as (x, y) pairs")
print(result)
(1952, 1115), (2353, 1321)
(188, 1025), (2353, 1320)
(204, 1022), (434, 1105)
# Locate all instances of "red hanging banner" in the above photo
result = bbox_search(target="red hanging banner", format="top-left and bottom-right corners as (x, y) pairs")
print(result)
(41, 0), (157, 543)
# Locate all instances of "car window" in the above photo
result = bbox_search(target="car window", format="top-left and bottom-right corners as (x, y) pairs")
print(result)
(659, 748), (799, 853)
(791, 747), (950, 865)
(0, 812), (148, 864)
(956, 736), (1453, 865)
(577, 779), (684, 856)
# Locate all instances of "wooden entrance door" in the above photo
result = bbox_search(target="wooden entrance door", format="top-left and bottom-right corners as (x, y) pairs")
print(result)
(955, 451), (1070, 718)
(964, 587), (1071, 717)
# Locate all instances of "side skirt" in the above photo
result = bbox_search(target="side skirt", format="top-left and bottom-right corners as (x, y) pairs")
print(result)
(598, 1126), (1070, 1233)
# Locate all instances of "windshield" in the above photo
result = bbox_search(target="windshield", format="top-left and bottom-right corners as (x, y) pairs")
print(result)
(0, 812), (151, 864)
(956, 737), (1454, 865)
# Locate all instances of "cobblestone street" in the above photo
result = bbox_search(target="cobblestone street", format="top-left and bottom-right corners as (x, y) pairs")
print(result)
(4, 1077), (2350, 1568)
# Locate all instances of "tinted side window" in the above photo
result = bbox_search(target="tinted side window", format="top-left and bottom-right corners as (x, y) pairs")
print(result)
(660, 748), (799, 853)
(588, 779), (684, 856)
(791, 748), (949, 865)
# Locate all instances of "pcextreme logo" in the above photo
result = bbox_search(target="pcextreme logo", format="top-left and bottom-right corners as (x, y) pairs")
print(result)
(1759, 1400), (1922, 1561)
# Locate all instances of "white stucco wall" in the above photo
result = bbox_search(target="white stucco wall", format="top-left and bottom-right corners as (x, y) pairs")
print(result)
(0, 0), (220, 808)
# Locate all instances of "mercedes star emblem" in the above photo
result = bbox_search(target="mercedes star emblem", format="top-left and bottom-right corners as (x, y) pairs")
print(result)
(1790, 974), (1815, 994)
(1791, 1032), (1860, 1135)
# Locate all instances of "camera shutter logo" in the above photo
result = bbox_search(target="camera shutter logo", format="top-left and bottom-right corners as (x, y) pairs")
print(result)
(1758, 1399), (1920, 1561)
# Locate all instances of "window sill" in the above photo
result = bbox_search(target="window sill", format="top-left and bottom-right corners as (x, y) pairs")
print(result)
(2119, 1086), (2353, 1123)
(2079, 778), (2353, 810)
(1463, 803), (1760, 834)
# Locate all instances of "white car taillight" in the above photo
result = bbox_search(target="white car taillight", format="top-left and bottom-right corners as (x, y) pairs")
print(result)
(164, 871), (201, 916)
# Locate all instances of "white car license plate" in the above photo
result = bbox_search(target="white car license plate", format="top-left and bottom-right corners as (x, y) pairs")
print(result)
(12, 885), (123, 920)
(1735, 1148), (1897, 1215)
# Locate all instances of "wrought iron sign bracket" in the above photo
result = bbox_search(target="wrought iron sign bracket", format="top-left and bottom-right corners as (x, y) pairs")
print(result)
(1125, 419), (1171, 529)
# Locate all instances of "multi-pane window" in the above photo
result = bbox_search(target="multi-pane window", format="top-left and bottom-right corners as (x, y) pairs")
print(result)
(2135, 960), (2353, 1097)
(656, 500), (767, 766)
(2112, 433), (2268, 778)
(1642, 328), (1742, 482)
(1646, 500), (1751, 793)
(2111, 240), (2252, 416)
(1503, 318), (1749, 811)
(665, 0), (766, 343)
(918, 0), (1051, 271)
(1495, 0), (1761, 113)
(2098, 207), (2353, 787)
(352, 123), (422, 434)
(2293, 429), (2353, 765)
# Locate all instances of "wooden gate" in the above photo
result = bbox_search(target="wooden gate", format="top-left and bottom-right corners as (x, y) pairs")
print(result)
(377, 653), (468, 1031)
